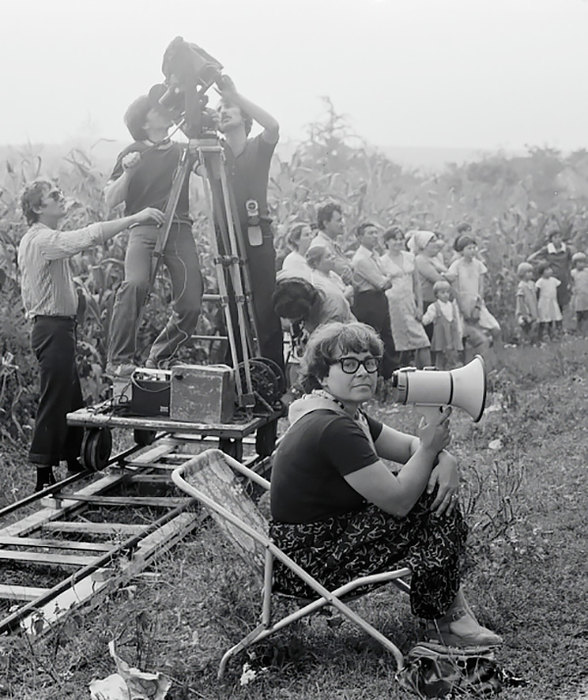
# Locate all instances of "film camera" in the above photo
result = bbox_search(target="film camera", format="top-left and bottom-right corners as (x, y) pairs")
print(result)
(148, 36), (224, 138)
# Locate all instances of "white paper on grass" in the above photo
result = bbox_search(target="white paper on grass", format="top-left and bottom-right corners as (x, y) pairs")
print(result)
(89, 641), (171, 700)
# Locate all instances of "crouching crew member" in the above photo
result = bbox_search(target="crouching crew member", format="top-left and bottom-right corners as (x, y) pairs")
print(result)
(18, 178), (164, 491)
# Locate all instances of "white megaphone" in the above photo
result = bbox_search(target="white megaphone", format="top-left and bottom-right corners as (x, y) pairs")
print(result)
(390, 355), (487, 425)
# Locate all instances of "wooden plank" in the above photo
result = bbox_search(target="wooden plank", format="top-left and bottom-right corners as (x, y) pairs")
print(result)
(20, 511), (201, 636)
(125, 440), (179, 466)
(0, 585), (49, 602)
(125, 474), (174, 484)
(42, 521), (145, 536)
(120, 512), (202, 574)
(46, 495), (192, 508)
(0, 473), (127, 538)
(0, 550), (96, 567)
(0, 536), (111, 552)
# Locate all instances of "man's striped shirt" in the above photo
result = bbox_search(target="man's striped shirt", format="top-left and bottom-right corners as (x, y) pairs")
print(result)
(18, 222), (106, 318)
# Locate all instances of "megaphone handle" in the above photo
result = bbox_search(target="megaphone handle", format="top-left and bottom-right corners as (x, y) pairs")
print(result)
(416, 405), (446, 427)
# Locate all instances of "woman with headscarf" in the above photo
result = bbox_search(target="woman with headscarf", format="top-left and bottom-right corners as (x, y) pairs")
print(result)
(411, 231), (450, 341)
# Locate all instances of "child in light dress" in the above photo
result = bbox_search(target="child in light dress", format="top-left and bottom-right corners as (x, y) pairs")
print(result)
(421, 280), (463, 369)
(515, 262), (539, 344)
(570, 252), (588, 335)
(446, 234), (500, 360)
(535, 261), (562, 340)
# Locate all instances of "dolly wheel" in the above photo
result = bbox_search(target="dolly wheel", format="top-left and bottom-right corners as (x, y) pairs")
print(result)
(134, 429), (156, 447)
(81, 428), (112, 471)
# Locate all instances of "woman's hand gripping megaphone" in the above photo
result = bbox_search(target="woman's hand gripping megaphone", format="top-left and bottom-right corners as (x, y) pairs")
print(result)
(417, 405), (452, 454)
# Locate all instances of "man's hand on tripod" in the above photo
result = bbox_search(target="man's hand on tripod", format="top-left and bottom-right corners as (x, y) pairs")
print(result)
(133, 207), (166, 227)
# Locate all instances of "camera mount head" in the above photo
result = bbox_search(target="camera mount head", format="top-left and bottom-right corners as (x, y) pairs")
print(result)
(149, 36), (224, 139)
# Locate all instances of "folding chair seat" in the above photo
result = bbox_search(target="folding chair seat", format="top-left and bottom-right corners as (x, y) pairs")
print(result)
(172, 448), (412, 678)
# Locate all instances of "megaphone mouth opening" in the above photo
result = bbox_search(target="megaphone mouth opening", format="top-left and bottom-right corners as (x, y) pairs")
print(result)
(472, 356), (487, 423)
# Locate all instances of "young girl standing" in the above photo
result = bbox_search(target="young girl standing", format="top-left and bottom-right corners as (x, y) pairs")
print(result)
(421, 280), (463, 369)
(535, 261), (562, 340)
(570, 252), (588, 335)
(446, 235), (501, 360)
(515, 262), (539, 344)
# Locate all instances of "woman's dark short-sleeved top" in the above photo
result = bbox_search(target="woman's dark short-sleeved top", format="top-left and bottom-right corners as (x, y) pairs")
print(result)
(270, 410), (383, 524)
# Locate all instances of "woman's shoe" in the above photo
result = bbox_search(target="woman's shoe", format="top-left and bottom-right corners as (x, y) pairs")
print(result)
(425, 610), (503, 648)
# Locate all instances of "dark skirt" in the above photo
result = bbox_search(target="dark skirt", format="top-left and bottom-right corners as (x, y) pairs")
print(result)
(269, 490), (467, 620)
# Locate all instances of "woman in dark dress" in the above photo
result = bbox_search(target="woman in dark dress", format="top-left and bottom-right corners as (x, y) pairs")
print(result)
(269, 321), (502, 647)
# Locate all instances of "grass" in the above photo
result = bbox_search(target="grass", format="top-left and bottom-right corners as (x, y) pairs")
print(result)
(0, 336), (587, 699)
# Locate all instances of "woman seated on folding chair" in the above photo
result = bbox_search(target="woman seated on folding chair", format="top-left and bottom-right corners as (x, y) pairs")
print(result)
(269, 321), (502, 647)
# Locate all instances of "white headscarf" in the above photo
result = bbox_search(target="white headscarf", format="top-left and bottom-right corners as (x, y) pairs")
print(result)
(407, 230), (436, 255)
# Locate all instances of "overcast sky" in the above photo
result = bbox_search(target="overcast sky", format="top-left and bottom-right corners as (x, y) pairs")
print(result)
(1, 0), (587, 152)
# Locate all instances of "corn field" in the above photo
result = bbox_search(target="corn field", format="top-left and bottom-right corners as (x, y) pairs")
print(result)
(1, 101), (588, 440)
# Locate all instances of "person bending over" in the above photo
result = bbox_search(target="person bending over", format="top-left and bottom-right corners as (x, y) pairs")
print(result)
(270, 321), (503, 648)
(105, 95), (203, 375)
(18, 179), (164, 491)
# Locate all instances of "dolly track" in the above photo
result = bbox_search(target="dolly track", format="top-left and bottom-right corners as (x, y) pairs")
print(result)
(0, 436), (203, 636)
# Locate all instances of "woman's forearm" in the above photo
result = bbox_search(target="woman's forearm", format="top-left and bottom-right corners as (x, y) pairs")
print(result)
(380, 445), (438, 517)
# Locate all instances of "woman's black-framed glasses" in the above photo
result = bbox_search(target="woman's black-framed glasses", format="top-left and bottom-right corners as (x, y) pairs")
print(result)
(335, 356), (380, 374)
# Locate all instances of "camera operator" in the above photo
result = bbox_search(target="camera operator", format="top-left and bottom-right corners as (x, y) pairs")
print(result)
(18, 179), (164, 491)
(215, 76), (284, 370)
(104, 97), (204, 376)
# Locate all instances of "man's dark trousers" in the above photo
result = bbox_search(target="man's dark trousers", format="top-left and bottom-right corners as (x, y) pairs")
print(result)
(352, 290), (399, 379)
(29, 316), (84, 466)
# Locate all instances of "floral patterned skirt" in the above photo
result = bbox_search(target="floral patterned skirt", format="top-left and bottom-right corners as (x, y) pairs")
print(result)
(269, 491), (467, 620)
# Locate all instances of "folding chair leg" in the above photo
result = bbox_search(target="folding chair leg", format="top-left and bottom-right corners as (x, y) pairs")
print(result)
(218, 622), (267, 679)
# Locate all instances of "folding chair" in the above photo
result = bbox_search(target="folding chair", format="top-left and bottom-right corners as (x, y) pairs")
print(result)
(172, 448), (412, 678)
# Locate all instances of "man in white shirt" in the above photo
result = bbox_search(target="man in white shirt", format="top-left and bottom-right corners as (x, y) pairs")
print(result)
(351, 222), (398, 379)
(309, 202), (353, 284)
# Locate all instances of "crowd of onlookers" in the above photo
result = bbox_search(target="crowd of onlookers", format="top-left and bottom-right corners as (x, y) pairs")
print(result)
(273, 203), (588, 378)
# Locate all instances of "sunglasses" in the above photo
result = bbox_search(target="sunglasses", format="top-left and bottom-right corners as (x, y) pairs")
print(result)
(333, 356), (380, 374)
(47, 189), (65, 202)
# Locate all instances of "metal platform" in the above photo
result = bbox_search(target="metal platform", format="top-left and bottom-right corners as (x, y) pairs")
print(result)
(66, 402), (284, 467)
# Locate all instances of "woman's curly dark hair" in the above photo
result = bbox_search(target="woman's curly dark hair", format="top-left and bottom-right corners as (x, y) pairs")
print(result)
(299, 321), (383, 391)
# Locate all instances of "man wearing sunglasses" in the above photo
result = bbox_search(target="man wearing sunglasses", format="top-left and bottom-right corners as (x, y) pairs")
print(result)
(19, 179), (164, 491)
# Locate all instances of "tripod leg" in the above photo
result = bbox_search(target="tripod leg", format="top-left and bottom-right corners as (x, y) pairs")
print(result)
(198, 152), (252, 407)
